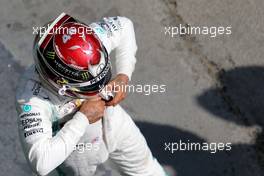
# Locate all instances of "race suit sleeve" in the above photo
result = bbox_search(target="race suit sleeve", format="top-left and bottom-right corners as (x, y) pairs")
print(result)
(17, 95), (89, 176)
(90, 16), (138, 80)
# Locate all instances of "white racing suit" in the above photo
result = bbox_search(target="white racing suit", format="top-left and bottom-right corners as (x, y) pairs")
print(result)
(16, 16), (166, 176)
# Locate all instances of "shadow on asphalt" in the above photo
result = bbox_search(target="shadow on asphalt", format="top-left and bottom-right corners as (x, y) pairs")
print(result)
(136, 121), (237, 176)
(137, 66), (264, 176)
(197, 66), (264, 175)
(0, 42), (32, 175)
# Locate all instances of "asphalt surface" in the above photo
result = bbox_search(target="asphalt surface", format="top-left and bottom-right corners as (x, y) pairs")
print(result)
(0, 0), (263, 175)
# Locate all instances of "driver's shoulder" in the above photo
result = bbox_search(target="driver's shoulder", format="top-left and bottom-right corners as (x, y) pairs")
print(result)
(16, 65), (51, 107)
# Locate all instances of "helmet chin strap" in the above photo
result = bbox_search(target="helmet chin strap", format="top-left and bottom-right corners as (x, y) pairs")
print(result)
(58, 84), (113, 102)
(99, 87), (114, 102)
(58, 85), (72, 96)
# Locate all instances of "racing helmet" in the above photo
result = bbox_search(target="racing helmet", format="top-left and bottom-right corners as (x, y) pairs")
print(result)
(33, 13), (112, 98)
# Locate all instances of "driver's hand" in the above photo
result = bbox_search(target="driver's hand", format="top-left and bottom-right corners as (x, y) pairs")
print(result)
(105, 74), (129, 106)
(79, 96), (105, 124)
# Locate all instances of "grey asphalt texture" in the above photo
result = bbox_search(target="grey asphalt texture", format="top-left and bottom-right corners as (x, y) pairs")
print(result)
(0, 0), (263, 176)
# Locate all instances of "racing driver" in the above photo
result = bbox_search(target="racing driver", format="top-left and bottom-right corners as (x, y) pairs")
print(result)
(16, 13), (167, 176)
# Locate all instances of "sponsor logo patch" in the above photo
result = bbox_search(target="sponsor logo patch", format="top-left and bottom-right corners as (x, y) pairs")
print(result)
(22, 105), (32, 112)
(23, 122), (41, 130)
(95, 27), (105, 34)
(24, 128), (43, 138)
(20, 112), (41, 119)
(21, 118), (42, 126)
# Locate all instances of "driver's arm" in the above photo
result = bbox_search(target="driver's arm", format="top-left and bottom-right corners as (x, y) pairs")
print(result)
(17, 96), (89, 176)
